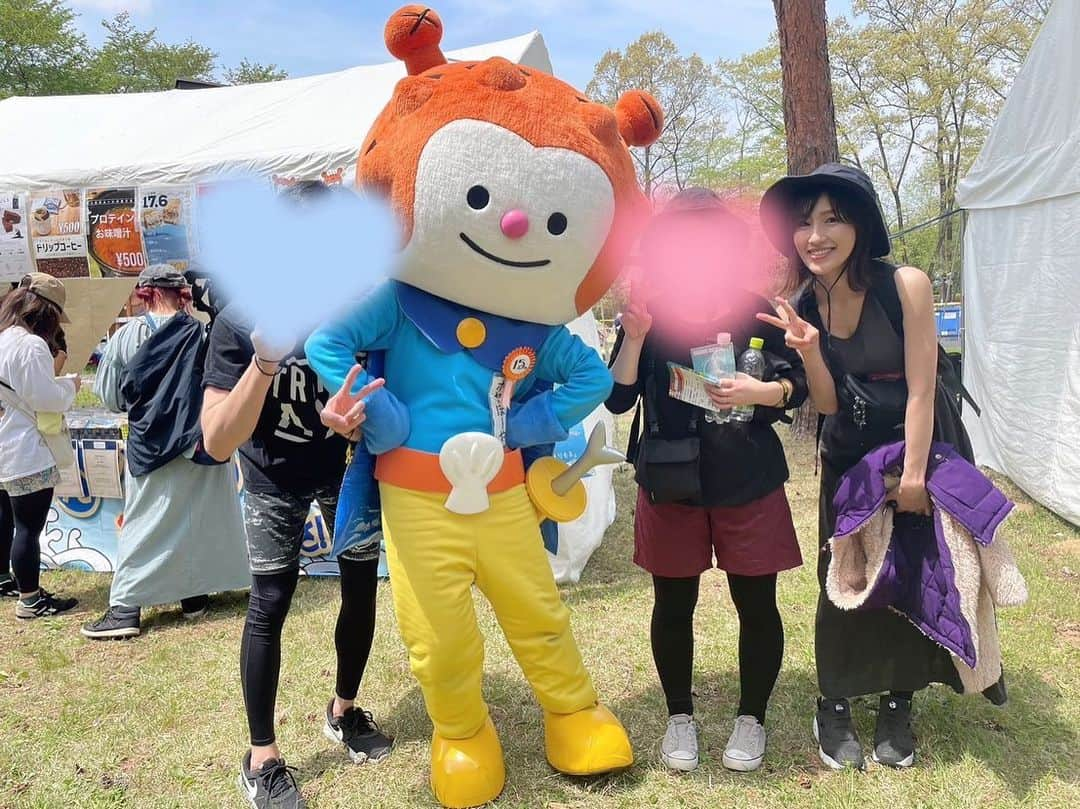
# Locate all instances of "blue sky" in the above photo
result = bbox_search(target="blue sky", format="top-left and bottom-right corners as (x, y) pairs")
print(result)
(69, 0), (854, 91)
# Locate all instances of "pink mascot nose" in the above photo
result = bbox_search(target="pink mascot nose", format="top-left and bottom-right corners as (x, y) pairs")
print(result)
(500, 209), (530, 239)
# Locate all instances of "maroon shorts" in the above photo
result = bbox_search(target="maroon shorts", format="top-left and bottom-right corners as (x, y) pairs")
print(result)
(633, 486), (803, 578)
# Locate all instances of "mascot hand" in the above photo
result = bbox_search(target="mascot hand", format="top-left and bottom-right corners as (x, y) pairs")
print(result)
(439, 433), (504, 515)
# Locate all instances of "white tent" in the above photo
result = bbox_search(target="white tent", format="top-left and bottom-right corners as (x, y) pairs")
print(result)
(956, 0), (1080, 526)
(0, 32), (552, 189)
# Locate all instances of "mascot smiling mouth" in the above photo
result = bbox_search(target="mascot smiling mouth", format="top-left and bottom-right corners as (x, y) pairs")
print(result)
(459, 232), (552, 269)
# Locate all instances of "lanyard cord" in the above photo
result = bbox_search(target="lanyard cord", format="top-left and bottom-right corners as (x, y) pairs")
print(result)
(812, 265), (849, 351)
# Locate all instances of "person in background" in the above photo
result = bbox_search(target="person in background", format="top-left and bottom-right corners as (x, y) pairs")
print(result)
(201, 181), (406, 809)
(81, 265), (250, 640)
(0, 273), (79, 617)
(606, 188), (807, 774)
(758, 163), (951, 770)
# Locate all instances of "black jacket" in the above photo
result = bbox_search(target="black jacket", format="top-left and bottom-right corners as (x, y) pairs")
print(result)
(606, 291), (808, 507)
(120, 312), (208, 477)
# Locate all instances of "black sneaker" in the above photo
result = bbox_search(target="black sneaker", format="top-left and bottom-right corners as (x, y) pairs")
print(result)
(81, 606), (141, 639)
(323, 700), (393, 763)
(873, 695), (915, 768)
(15, 590), (77, 620)
(180, 594), (209, 620)
(237, 752), (305, 809)
(0, 576), (19, 599)
(813, 697), (865, 770)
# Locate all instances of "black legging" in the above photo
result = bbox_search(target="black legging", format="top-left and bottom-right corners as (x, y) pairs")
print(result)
(0, 487), (53, 595)
(240, 556), (379, 746)
(651, 572), (784, 724)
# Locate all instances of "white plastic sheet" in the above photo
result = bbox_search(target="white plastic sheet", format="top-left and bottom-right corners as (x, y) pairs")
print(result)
(957, 0), (1080, 526)
(548, 311), (618, 584)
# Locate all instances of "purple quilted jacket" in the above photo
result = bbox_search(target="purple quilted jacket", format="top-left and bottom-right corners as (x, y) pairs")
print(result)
(831, 441), (1014, 667)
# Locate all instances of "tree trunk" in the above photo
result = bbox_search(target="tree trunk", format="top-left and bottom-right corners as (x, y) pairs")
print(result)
(773, 0), (839, 437)
(773, 0), (840, 174)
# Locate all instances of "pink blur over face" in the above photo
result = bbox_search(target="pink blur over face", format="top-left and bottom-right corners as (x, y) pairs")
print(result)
(793, 194), (856, 282)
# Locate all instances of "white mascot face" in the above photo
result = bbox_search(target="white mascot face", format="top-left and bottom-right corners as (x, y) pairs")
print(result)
(398, 119), (617, 325)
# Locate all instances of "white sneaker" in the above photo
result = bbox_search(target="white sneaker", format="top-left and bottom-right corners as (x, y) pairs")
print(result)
(722, 715), (766, 772)
(660, 713), (699, 772)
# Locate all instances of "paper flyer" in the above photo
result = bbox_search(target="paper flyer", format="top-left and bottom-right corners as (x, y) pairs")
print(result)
(87, 188), (146, 277)
(53, 444), (87, 499)
(666, 362), (725, 414)
(81, 439), (124, 499)
(0, 191), (33, 281)
(139, 187), (195, 270)
(29, 189), (90, 278)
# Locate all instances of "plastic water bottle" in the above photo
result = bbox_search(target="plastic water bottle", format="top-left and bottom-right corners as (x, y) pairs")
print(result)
(731, 337), (766, 423)
(701, 333), (736, 423)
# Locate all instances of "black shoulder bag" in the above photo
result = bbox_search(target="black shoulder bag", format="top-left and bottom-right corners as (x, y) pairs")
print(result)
(628, 346), (703, 504)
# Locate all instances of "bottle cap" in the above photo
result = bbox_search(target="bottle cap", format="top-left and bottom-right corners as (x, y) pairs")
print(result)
(749, 337), (765, 350)
(715, 332), (731, 345)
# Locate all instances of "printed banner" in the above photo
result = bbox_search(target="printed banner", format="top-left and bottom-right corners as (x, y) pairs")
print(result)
(42, 494), (359, 578)
(0, 191), (33, 281)
(87, 188), (146, 277)
(29, 189), (90, 278)
(139, 187), (195, 270)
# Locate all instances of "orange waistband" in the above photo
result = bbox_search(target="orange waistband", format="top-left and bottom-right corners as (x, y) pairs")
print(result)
(375, 446), (525, 495)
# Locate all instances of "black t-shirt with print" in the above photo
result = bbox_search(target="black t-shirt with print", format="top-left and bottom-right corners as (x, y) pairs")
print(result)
(202, 305), (347, 495)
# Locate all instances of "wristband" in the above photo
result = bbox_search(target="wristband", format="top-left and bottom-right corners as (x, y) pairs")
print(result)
(253, 356), (280, 377)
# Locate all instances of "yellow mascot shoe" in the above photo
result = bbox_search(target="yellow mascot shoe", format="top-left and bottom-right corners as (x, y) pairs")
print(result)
(430, 716), (506, 808)
(544, 703), (634, 776)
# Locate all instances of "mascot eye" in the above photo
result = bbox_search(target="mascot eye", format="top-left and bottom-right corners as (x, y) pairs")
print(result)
(547, 212), (568, 236)
(467, 185), (490, 210)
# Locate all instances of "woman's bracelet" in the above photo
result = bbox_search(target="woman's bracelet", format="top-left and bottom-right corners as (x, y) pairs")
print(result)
(774, 379), (791, 408)
(253, 355), (280, 377)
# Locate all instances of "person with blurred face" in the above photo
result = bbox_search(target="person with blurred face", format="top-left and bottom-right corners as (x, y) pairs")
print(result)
(606, 188), (807, 774)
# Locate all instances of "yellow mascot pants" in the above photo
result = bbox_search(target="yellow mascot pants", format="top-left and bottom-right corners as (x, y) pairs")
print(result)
(381, 481), (599, 740)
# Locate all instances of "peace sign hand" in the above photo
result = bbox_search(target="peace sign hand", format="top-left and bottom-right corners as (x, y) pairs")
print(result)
(320, 364), (386, 441)
(756, 297), (821, 355)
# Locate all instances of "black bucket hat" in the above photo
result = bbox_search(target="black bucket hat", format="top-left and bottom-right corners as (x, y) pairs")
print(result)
(760, 163), (891, 258)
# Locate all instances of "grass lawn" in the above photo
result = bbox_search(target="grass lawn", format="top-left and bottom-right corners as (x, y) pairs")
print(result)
(0, 430), (1077, 808)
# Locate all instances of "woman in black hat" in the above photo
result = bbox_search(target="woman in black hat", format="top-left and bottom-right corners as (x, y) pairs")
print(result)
(757, 163), (956, 771)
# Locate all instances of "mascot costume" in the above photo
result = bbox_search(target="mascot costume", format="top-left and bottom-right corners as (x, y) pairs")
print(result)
(306, 6), (662, 807)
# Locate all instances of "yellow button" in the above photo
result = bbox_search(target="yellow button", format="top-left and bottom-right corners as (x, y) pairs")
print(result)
(456, 317), (486, 349)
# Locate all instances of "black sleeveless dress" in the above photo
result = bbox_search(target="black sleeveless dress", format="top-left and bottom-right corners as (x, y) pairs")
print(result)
(804, 289), (963, 699)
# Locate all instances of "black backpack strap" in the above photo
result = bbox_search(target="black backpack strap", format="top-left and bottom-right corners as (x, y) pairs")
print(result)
(873, 264), (981, 417)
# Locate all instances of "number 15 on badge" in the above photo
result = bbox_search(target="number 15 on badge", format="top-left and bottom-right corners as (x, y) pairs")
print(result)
(500, 347), (536, 409)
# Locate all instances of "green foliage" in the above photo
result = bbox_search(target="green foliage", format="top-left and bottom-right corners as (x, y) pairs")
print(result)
(0, 2), (288, 98)
(223, 59), (289, 86)
(89, 12), (216, 93)
(587, 32), (723, 195)
(0, 0), (91, 98)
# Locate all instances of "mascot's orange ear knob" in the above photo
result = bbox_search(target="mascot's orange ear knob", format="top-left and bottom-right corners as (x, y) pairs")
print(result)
(385, 5), (447, 76)
(615, 90), (664, 147)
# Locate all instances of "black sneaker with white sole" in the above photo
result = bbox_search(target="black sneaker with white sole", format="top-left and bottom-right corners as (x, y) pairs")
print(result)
(15, 590), (77, 619)
(873, 695), (915, 768)
(323, 700), (393, 764)
(0, 576), (19, 599)
(813, 697), (865, 770)
(81, 606), (141, 639)
(238, 751), (305, 809)
(180, 594), (209, 620)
